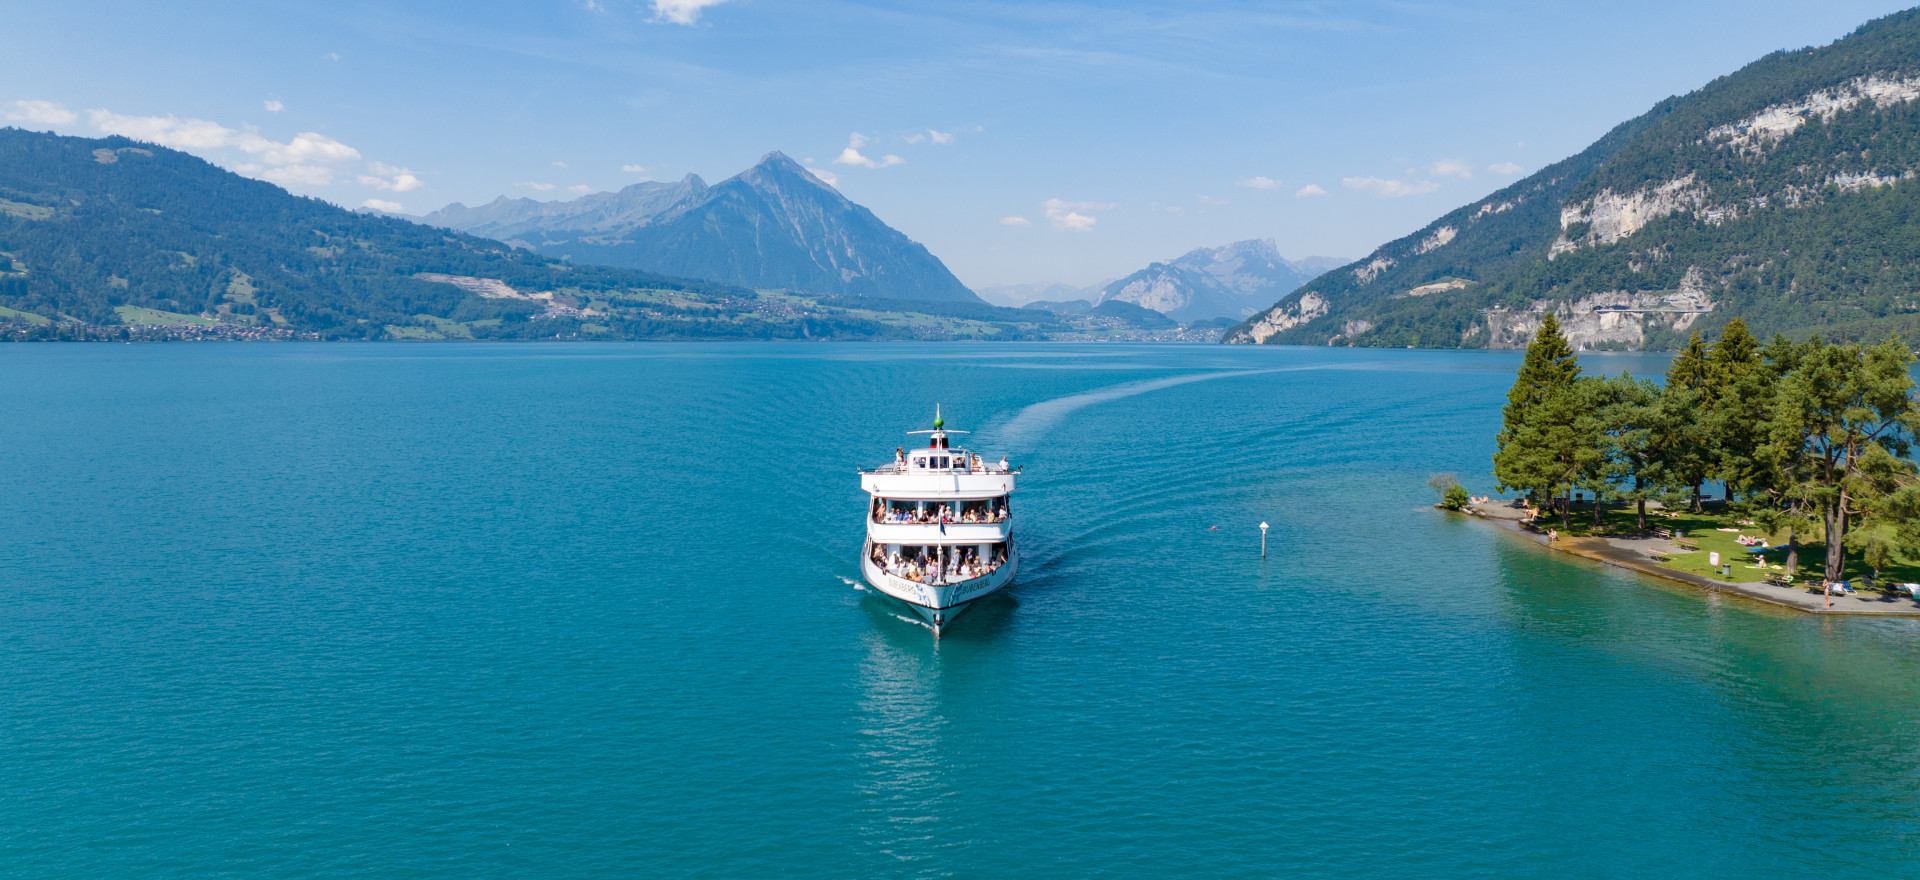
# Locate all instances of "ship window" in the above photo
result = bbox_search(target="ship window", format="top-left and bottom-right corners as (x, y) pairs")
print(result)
(914, 457), (926, 468)
(936, 456), (949, 469)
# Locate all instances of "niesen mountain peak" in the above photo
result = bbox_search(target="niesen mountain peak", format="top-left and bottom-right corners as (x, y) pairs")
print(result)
(1227, 8), (1920, 350)
(425, 151), (981, 303)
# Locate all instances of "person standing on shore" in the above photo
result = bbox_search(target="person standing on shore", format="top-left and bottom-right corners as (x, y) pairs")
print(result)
(1824, 580), (1833, 608)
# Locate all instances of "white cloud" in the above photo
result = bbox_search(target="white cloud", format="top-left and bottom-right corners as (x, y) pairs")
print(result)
(1042, 198), (1113, 231)
(1488, 161), (1524, 175)
(999, 216), (1032, 227)
(1295, 184), (1329, 198)
(929, 129), (953, 145)
(1342, 176), (1440, 198)
(1428, 158), (1473, 179)
(1235, 176), (1281, 190)
(833, 132), (903, 168)
(357, 161), (423, 192)
(1195, 194), (1228, 206)
(361, 199), (404, 213)
(806, 167), (838, 186)
(552, 161), (568, 168)
(86, 110), (365, 167)
(44, 102), (431, 199)
(325, 52), (340, 62)
(651, 0), (730, 25)
(622, 163), (647, 173)
(4, 99), (78, 126)
(516, 181), (557, 191)
(569, 184), (593, 193)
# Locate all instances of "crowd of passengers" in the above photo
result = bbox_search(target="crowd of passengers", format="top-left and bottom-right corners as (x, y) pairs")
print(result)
(870, 544), (1007, 584)
(872, 501), (1009, 524)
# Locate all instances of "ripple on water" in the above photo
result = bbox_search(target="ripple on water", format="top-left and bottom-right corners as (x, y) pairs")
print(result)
(0, 342), (1917, 878)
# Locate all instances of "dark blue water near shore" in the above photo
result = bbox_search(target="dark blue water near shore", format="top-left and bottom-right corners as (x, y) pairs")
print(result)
(3, 342), (1918, 878)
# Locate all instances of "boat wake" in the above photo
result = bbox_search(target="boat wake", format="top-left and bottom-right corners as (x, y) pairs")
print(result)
(983, 370), (1274, 450)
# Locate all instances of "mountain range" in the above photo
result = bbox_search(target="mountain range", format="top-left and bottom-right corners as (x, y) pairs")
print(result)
(0, 129), (1070, 341)
(1226, 8), (1920, 350)
(423, 153), (980, 303)
(981, 243), (1342, 323)
(1096, 240), (1343, 323)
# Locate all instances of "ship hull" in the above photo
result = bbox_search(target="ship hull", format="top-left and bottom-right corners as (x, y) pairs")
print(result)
(861, 547), (1017, 633)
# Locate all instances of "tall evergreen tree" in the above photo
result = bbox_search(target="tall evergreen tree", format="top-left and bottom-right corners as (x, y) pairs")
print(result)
(1496, 315), (1582, 504)
(1659, 329), (1715, 512)
(1765, 336), (1920, 582)
(1589, 373), (1664, 532)
(1501, 314), (1580, 439)
(1495, 377), (1605, 530)
(1666, 329), (1711, 392)
(1705, 318), (1766, 502)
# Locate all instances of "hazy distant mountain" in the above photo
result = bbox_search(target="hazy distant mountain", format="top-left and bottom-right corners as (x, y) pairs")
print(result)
(424, 175), (710, 243)
(975, 280), (1108, 308)
(1098, 239), (1342, 323)
(425, 152), (980, 303)
(1226, 8), (1920, 349)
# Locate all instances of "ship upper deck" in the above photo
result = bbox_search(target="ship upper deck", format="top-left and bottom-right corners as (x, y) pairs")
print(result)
(858, 409), (1017, 499)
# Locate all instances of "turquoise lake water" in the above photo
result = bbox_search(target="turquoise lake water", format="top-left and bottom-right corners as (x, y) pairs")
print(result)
(3, 342), (1919, 877)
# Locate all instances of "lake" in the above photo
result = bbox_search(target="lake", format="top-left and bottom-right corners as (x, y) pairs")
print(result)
(2, 342), (1917, 877)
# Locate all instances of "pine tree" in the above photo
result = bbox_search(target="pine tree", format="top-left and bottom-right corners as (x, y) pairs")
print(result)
(1502, 314), (1581, 439)
(1494, 377), (1604, 529)
(1661, 329), (1714, 511)
(1704, 318), (1766, 502)
(1666, 329), (1710, 392)
(1589, 373), (1664, 532)
(1766, 336), (1920, 582)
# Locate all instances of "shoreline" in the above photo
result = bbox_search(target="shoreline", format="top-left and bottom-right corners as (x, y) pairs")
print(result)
(1458, 503), (1920, 617)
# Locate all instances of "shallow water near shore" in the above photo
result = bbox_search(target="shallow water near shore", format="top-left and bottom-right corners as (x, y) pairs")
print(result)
(3, 342), (1918, 878)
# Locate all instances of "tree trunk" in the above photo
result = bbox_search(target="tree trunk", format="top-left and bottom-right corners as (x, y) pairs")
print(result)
(1786, 524), (1799, 574)
(1560, 487), (1571, 530)
(1593, 488), (1604, 528)
(1637, 498), (1646, 533)
(1690, 481), (1703, 513)
(1824, 502), (1848, 583)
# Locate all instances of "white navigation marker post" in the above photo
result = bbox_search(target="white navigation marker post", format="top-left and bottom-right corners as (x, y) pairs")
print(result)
(1260, 522), (1269, 559)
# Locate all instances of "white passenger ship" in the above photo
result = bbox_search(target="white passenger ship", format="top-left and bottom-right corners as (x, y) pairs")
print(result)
(859, 409), (1019, 633)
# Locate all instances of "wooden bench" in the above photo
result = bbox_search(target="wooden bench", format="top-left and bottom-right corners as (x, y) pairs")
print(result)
(1674, 538), (1699, 550)
(1763, 572), (1794, 587)
(1653, 528), (1673, 540)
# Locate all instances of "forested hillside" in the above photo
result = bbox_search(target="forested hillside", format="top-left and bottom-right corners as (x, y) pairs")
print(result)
(1225, 8), (1920, 350)
(0, 129), (1073, 341)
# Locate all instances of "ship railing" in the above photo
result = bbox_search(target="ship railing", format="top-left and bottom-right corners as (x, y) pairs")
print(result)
(871, 513), (1009, 525)
(858, 464), (1017, 476)
(874, 564), (1006, 589)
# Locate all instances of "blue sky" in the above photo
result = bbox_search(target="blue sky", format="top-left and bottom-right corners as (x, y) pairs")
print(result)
(5, 0), (1915, 288)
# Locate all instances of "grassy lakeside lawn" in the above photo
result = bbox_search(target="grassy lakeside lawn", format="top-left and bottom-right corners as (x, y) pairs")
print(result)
(1533, 501), (1920, 591)
(0, 304), (51, 324)
(113, 305), (220, 327)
